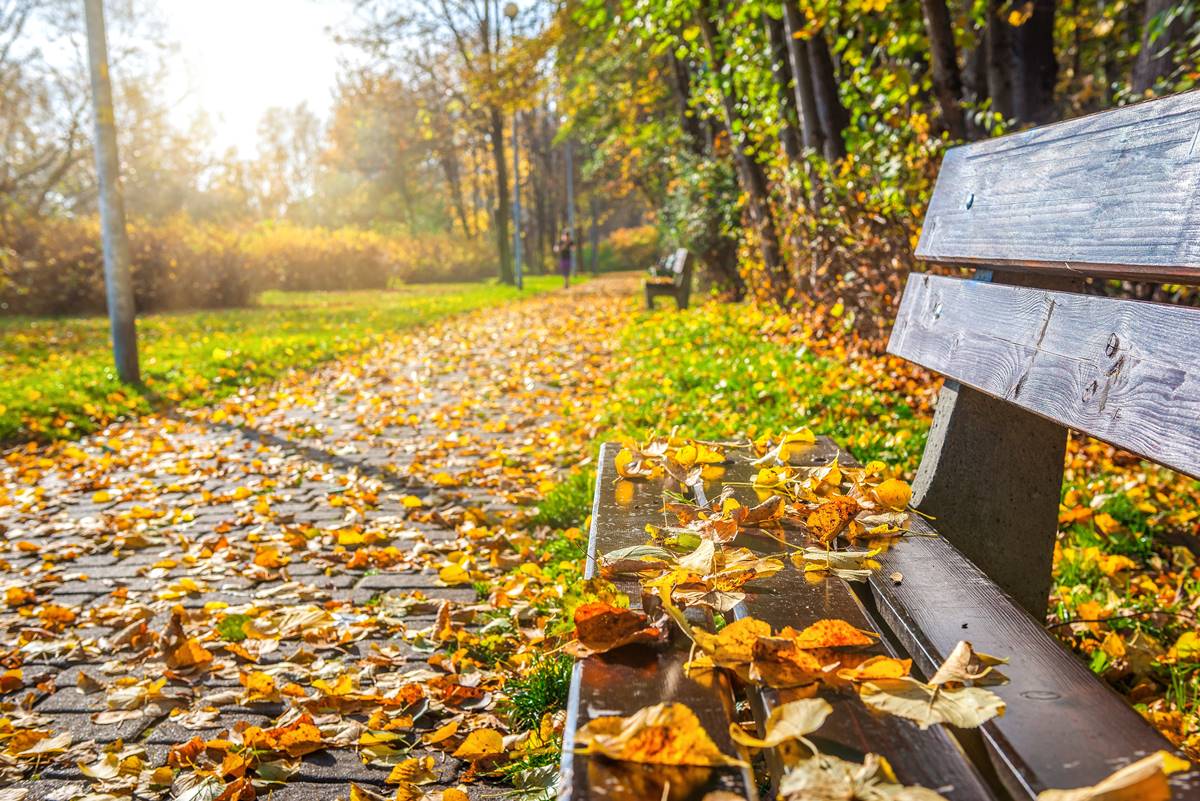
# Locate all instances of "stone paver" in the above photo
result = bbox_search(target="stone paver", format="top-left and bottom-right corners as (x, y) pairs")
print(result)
(0, 276), (633, 797)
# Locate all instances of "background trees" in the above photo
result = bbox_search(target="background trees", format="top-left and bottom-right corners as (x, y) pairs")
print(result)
(558, 0), (1199, 328)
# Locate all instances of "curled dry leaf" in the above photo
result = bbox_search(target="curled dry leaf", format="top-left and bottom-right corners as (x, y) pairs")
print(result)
(779, 753), (949, 800)
(569, 602), (666, 654)
(806, 497), (862, 544)
(728, 698), (832, 750)
(574, 702), (747, 767)
(928, 640), (1009, 687)
(1035, 750), (1191, 801)
(859, 678), (1006, 730)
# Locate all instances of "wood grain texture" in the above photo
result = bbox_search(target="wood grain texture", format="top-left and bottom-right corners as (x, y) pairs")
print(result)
(869, 514), (1199, 799)
(916, 90), (1200, 282)
(889, 272), (1200, 479)
(560, 442), (757, 800)
(713, 456), (999, 801)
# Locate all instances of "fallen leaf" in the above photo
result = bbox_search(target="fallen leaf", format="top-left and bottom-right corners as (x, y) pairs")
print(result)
(728, 698), (831, 749)
(575, 702), (746, 767)
(1036, 750), (1190, 801)
(859, 677), (1006, 729)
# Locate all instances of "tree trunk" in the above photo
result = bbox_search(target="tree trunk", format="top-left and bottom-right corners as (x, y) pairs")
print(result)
(696, 4), (790, 302)
(488, 106), (514, 284)
(1132, 0), (1185, 94)
(808, 29), (847, 160)
(782, 1), (824, 154)
(986, 0), (1014, 120)
(920, 0), (967, 139)
(764, 12), (803, 161)
(1011, 0), (1058, 124)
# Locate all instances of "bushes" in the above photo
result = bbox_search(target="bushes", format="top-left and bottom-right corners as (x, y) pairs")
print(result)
(592, 224), (659, 272)
(0, 211), (499, 316)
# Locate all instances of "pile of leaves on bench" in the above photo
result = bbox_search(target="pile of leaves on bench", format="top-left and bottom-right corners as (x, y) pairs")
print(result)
(568, 432), (1191, 800)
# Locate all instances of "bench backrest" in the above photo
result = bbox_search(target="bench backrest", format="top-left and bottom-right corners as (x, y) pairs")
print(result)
(669, 247), (690, 284)
(886, 91), (1200, 616)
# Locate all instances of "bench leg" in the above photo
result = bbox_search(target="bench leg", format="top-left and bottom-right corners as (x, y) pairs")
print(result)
(911, 380), (1066, 619)
(645, 287), (655, 310)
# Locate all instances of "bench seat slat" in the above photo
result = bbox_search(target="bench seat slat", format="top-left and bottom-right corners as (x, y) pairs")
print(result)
(869, 517), (1198, 799)
(560, 442), (757, 800)
(889, 272), (1200, 479)
(711, 455), (1000, 801)
(916, 90), (1200, 282)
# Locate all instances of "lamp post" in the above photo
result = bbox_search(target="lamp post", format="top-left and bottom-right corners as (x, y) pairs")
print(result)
(83, 0), (139, 383)
(504, 2), (522, 290)
(565, 136), (577, 277)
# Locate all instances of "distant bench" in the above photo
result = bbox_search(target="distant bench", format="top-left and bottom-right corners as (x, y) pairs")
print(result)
(644, 247), (693, 310)
(560, 92), (1200, 799)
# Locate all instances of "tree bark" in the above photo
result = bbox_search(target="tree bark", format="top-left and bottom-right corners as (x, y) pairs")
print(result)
(1011, 0), (1058, 124)
(985, 0), (1014, 120)
(1132, 0), (1185, 94)
(782, 1), (824, 154)
(696, 4), (790, 302)
(764, 12), (803, 161)
(920, 0), (967, 139)
(808, 29), (847, 160)
(488, 106), (514, 284)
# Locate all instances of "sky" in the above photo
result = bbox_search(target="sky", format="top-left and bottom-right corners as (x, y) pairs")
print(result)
(160, 0), (356, 157)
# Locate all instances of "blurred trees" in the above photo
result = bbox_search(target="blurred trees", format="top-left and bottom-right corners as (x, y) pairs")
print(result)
(557, 0), (1200, 329)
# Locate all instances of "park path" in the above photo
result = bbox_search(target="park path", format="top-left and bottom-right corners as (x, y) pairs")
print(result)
(0, 273), (638, 801)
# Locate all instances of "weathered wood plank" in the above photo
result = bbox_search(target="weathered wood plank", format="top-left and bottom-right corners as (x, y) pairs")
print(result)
(560, 442), (757, 800)
(916, 90), (1200, 283)
(888, 272), (1200, 479)
(869, 515), (1199, 799)
(712, 453), (1000, 801)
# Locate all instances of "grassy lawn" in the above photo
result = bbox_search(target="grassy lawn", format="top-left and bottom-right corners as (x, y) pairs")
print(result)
(0, 275), (580, 444)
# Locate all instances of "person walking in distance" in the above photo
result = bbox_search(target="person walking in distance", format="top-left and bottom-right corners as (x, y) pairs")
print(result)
(555, 230), (574, 289)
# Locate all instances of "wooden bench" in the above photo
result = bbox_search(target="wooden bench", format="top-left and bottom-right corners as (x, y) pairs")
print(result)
(644, 247), (693, 310)
(561, 94), (1200, 799)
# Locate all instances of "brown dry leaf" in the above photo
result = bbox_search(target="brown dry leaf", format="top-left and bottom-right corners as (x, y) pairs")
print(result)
(1036, 750), (1191, 801)
(750, 637), (824, 689)
(859, 677), (1006, 730)
(806, 497), (861, 543)
(728, 698), (831, 750)
(928, 640), (1009, 687)
(834, 655), (912, 684)
(783, 619), (878, 649)
(574, 702), (747, 767)
(387, 755), (438, 785)
(693, 617), (770, 668)
(571, 602), (665, 654)
(779, 753), (949, 800)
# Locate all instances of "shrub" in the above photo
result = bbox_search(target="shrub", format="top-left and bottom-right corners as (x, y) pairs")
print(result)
(0, 209), (500, 316)
(593, 224), (659, 272)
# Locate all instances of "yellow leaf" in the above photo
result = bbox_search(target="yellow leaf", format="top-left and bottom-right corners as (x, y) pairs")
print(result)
(452, 728), (505, 761)
(1036, 750), (1190, 801)
(873, 479), (912, 511)
(575, 702), (747, 767)
(438, 563), (471, 586)
(728, 698), (831, 749)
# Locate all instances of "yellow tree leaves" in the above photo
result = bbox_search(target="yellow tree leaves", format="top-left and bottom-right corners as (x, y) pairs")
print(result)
(575, 702), (746, 767)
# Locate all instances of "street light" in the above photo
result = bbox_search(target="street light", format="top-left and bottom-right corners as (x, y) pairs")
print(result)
(504, 2), (522, 290)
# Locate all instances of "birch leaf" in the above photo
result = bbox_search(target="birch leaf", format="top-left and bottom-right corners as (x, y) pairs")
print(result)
(1036, 750), (1191, 801)
(859, 677), (1005, 729)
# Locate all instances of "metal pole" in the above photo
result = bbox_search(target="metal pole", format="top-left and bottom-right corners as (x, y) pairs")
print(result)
(83, 0), (139, 383)
(565, 137), (577, 277)
(512, 106), (522, 290)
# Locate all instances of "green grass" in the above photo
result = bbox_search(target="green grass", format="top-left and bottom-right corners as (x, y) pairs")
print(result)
(530, 469), (595, 530)
(504, 654), (574, 732)
(0, 276), (580, 444)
